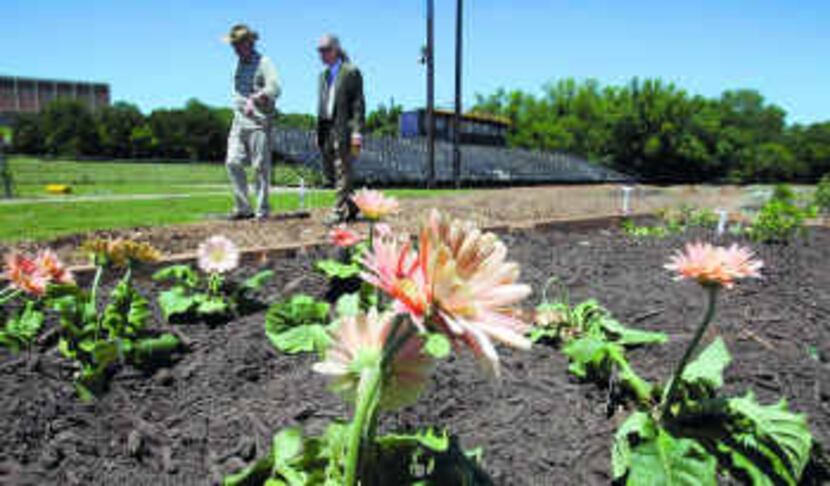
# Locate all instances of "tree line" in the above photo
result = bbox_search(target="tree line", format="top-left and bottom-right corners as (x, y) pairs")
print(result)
(471, 78), (830, 183)
(9, 99), (316, 162)
(9, 78), (830, 183)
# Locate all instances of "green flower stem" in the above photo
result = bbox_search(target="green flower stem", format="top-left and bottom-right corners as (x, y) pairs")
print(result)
(91, 265), (105, 341)
(344, 315), (417, 486)
(345, 365), (383, 486)
(660, 285), (719, 419)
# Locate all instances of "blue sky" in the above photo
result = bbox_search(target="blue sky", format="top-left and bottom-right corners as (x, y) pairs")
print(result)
(1, 0), (828, 124)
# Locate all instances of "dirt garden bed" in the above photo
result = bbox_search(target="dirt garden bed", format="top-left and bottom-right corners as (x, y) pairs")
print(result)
(0, 223), (828, 485)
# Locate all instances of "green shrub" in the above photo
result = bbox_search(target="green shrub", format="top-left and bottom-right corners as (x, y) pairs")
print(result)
(748, 184), (816, 243)
(815, 174), (830, 214)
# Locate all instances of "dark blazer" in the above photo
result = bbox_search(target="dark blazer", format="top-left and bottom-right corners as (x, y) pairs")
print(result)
(317, 61), (366, 151)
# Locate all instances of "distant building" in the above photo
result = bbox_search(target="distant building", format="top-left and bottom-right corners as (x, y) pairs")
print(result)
(0, 75), (110, 124)
(399, 108), (511, 147)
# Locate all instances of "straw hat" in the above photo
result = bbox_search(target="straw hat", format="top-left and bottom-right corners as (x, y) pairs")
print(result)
(222, 24), (259, 44)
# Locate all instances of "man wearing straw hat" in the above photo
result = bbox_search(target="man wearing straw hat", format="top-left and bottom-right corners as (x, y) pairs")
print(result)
(316, 34), (365, 225)
(223, 24), (281, 221)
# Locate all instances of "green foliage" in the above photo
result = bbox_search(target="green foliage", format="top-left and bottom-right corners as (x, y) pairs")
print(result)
(473, 78), (830, 182)
(530, 284), (666, 404)
(153, 264), (273, 322)
(264, 294), (332, 355)
(748, 185), (816, 243)
(679, 337), (731, 390)
(627, 427), (718, 485)
(40, 99), (101, 157)
(47, 272), (180, 398)
(224, 424), (491, 486)
(613, 338), (814, 485)
(315, 260), (362, 280)
(0, 301), (45, 352)
(366, 102), (403, 137)
(11, 113), (45, 154)
(622, 206), (719, 239)
(815, 173), (830, 213)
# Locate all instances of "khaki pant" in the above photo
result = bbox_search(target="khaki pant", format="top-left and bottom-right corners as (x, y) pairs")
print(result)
(320, 127), (356, 219)
(226, 123), (272, 217)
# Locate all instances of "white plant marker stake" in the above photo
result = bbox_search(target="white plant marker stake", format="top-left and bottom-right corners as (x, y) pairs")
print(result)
(716, 208), (729, 236)
(299, 177), (306, 210)
(621, 186), (634, 215)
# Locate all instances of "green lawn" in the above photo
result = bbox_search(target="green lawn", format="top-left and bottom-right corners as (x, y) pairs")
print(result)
(0, 158), (464, 242)
(6, 156), (322, 197)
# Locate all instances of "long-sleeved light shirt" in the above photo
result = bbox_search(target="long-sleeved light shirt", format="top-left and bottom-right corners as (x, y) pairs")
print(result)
(232, 51), (281, 128)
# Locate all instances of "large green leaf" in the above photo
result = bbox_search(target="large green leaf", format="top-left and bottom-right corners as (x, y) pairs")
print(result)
(267, 324), (331, 355)
(627, 428), (717, 486)
(157, 286), (198, 319)
(612, 411), (654, 479)
(562, 335), (615, 378)
(265, 295), (332, 355)
(600, 316), (668, 346)
(153, 264), (200, 287)
(241, 270), (275, 291)
(681, 337), (731, 391)
(728, 392), (812, 484)
(315, 260), (362, 279)
(196, 296), (230, 316)
(132, 333), (180, 361)
(716, 441), (774, 486)
(377, 428), (450, 453)
(1, 301), (44, 351)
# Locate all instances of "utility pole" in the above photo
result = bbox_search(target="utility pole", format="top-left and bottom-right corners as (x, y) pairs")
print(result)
(425, 0), (436, 188)
(452, 0), (463, 188)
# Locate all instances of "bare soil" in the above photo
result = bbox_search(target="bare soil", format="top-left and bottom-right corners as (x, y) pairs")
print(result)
(0, 224), (828, 485)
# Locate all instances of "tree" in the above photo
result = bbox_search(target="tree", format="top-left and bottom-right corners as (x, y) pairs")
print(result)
(366, 102), (403, 137)
(11, 114), (44, 154)
(97, 102), (145, 158)
(41, 99), (100, 157)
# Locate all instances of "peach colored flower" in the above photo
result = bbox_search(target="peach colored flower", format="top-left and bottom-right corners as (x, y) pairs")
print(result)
(665, 242), (763, 289)
(4, 253), (48, 296)
(420, 210), (532, 377)
(362, 210), (532, 377)
(361, 231), (431, 320)
(313, 309), (433, 410)
(197, 235), (240, 274)
(3, 250), (73, 297)
(352, 188), (400, 221)
(35, 249), (75, 286)
(329, 225), (363, 248)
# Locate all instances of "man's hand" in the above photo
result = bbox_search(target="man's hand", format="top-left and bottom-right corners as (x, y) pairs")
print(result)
(244, 98), (256, 116)
(350, 133), (363, 156)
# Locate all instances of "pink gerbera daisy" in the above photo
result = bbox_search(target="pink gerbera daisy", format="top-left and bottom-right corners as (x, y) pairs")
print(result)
(420, 210), (532, 377)
(665, 242), (763, 289)
(352, 188), (400, 221)
(329, 225), (363, 248)
(313, 309), (433, 410)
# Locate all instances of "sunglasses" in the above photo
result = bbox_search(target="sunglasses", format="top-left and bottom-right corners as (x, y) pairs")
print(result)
(318, 46), (335, 53)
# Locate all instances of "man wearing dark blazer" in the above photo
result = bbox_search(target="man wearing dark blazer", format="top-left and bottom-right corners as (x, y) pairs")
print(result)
(316, 34), (366, 224)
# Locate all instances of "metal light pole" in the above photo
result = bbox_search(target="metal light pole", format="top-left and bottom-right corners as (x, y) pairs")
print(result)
(452, 0), (463, 188)
(426, 0), (436, 188)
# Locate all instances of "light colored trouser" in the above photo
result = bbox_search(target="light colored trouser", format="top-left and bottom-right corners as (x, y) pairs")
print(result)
(320, 129), (355, 218)
(226, 123), (272, 216)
